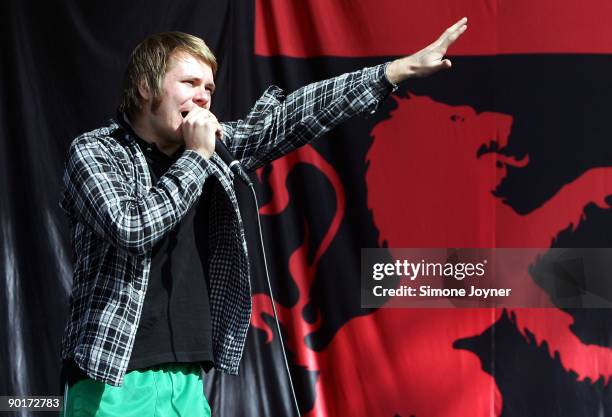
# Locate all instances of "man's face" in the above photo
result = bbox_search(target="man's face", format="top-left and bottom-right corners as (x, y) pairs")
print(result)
(144, 51), (215, 144)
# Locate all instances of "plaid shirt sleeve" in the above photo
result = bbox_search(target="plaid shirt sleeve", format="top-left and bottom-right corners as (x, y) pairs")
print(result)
(62, 133), (211, 255)
(220, 63), (396, 171)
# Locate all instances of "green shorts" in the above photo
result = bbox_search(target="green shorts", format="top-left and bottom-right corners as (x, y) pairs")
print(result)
(62, 363), (211, 417)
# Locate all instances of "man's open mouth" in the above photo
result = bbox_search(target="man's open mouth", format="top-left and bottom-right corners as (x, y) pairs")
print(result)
(181, 111), (188, 118)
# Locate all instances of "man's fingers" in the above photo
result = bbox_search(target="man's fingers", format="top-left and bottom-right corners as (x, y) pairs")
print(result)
(429, 59), (452, 75)
(183, 108), (217, 124)
(440, 24), (467, 48)
(441, 59), (452, 68)
(183, 107), (204, 122)
(439, 17), (468, 48)
(446, 17), (468, 34)
(444, 24), (467, 47)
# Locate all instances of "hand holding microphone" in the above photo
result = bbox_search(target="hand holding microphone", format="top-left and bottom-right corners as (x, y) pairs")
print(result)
(181, 108), (252, 186)
(181, 107), (221, 159)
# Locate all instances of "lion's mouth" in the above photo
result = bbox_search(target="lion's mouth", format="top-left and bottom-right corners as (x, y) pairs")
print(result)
(477, 139), (529, 168)
(477, 140), (502, 157)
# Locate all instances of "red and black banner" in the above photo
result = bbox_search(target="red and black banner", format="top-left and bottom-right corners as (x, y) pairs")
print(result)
(241, 1), (612, 416)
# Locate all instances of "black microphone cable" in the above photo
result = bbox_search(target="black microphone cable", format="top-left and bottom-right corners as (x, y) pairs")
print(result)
(215, 140), (301, 417)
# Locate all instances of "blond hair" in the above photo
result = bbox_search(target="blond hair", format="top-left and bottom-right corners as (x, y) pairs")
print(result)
(118, 32), (217, 118)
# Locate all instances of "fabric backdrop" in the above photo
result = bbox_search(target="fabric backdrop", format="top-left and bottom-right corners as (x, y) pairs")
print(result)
(2, 0), (611, 416)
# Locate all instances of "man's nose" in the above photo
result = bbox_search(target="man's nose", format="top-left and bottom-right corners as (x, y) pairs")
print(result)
(193, 89), (210, 108)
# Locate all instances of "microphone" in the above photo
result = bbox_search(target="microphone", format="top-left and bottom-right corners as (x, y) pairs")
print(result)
(215, 139), (253, 186)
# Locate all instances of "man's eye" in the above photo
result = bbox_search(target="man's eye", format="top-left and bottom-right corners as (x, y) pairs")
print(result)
(184, 80), (195, 85)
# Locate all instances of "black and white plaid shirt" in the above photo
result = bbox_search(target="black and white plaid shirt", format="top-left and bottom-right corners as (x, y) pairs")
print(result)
(60, 63), (395, 386)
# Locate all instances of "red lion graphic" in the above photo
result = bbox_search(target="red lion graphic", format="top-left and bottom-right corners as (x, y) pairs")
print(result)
(252, 93), (612, 416)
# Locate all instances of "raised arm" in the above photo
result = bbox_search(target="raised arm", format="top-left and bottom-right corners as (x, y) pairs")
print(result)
(221, 17), (468, 172)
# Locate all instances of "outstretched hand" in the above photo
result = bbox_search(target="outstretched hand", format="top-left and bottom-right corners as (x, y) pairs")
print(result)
(386, 17), (468, 84)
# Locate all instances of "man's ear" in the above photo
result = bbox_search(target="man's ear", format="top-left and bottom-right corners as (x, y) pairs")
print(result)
(138, 79), (151, 101)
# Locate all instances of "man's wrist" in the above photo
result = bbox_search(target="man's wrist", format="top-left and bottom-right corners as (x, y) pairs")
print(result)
(187, 147), (213, 160)
(385, 58), (416, 85)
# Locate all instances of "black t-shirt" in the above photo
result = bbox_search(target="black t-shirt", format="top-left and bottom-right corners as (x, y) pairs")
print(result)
(126, 134), (214, 372)
(61, 118), (214, 388)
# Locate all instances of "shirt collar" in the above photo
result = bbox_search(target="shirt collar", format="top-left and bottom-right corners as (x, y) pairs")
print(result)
(115, 110), (183, 164)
